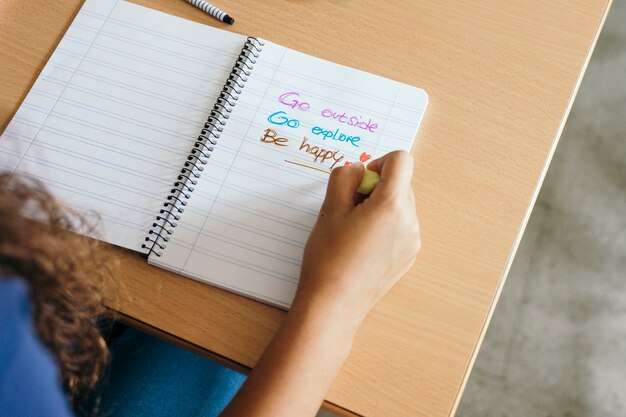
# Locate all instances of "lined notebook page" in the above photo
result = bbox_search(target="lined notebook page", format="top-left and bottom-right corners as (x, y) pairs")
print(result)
(0, 0), (245, 251)
(151, 41), (428, 307)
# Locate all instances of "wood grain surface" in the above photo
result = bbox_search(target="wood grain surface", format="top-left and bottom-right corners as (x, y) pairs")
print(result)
(0, 0), (611, 416)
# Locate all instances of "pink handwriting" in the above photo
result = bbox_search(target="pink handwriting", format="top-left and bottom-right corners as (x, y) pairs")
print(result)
(276, 91), (379, 134)
(278, 92), (310, 111)
(320, 109), (378, 133)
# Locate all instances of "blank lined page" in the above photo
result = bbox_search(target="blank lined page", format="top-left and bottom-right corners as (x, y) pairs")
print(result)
(151, 41), (428, 307)
(0, 0), (245, 251)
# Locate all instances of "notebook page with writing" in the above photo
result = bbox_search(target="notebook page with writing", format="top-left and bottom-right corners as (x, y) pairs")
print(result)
(0, 0), (245, 251)
(150, 41), (428, 307)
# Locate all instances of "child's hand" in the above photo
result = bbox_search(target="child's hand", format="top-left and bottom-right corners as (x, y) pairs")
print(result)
(293, 151), (421, 334)
(222, 151), (418, 417)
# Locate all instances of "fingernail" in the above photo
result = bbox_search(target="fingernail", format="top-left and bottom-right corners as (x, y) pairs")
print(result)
(349, 161), (363, 169)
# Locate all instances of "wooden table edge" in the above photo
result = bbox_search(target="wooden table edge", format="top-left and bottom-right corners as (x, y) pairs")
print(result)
(448, 0), (614, 415)
(109, 308), (361, 417)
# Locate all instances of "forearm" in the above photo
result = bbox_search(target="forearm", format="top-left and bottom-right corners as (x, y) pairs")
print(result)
(221, 300), (355, 417)
(222, 152), (419, 416)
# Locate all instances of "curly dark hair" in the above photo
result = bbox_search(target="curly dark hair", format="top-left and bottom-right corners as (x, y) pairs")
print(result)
(0, 172), (113, 409)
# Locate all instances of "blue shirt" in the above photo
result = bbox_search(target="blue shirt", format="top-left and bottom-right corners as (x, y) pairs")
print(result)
(0, 279), (73, 417)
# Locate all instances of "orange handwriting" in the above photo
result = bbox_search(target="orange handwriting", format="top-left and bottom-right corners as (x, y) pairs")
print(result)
(298, 137), (344, 169)
(260, 128), (289, 146)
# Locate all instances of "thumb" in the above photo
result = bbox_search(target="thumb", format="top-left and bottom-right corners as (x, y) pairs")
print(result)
(320, 162), (364, 214)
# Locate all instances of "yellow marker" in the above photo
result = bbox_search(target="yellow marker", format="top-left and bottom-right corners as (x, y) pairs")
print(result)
(357, 168), (381, 195)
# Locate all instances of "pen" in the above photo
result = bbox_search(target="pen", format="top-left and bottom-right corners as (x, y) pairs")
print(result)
(183, 0), (234, 25)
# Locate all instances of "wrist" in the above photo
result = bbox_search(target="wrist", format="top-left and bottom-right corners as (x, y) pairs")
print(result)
(289, 293), (361, 352)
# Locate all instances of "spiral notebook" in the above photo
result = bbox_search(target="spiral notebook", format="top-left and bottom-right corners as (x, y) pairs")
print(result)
(0, 0), (428, 308)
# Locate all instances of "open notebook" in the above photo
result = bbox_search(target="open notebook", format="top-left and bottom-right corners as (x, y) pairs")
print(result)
(0, 0), (428, 308)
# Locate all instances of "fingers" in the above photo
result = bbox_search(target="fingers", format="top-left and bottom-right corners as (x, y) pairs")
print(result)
(367, 151), (414, 197)
(320, 162), (364, 214)
(320, 151), (414, 214)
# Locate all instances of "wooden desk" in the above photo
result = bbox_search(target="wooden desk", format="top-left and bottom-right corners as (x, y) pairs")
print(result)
(0, 0), (611, 416)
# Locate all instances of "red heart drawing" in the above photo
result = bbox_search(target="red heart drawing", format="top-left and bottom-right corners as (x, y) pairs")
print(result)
(344, 161), (352, 166)
(359, 152), (372, 163)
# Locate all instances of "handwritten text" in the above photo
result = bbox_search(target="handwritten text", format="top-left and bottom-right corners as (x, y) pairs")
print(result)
(311, 126), (360, 147)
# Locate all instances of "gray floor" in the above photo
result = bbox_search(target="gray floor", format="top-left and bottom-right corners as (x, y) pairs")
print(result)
(457, 1), (626, 417)
(319, 2), (626, 416)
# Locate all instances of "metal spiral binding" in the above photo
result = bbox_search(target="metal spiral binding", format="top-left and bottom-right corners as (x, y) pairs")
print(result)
(142, 37), (265, 257)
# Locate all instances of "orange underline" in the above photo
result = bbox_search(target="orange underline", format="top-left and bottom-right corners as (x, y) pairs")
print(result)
(284, 160), (332, 174)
